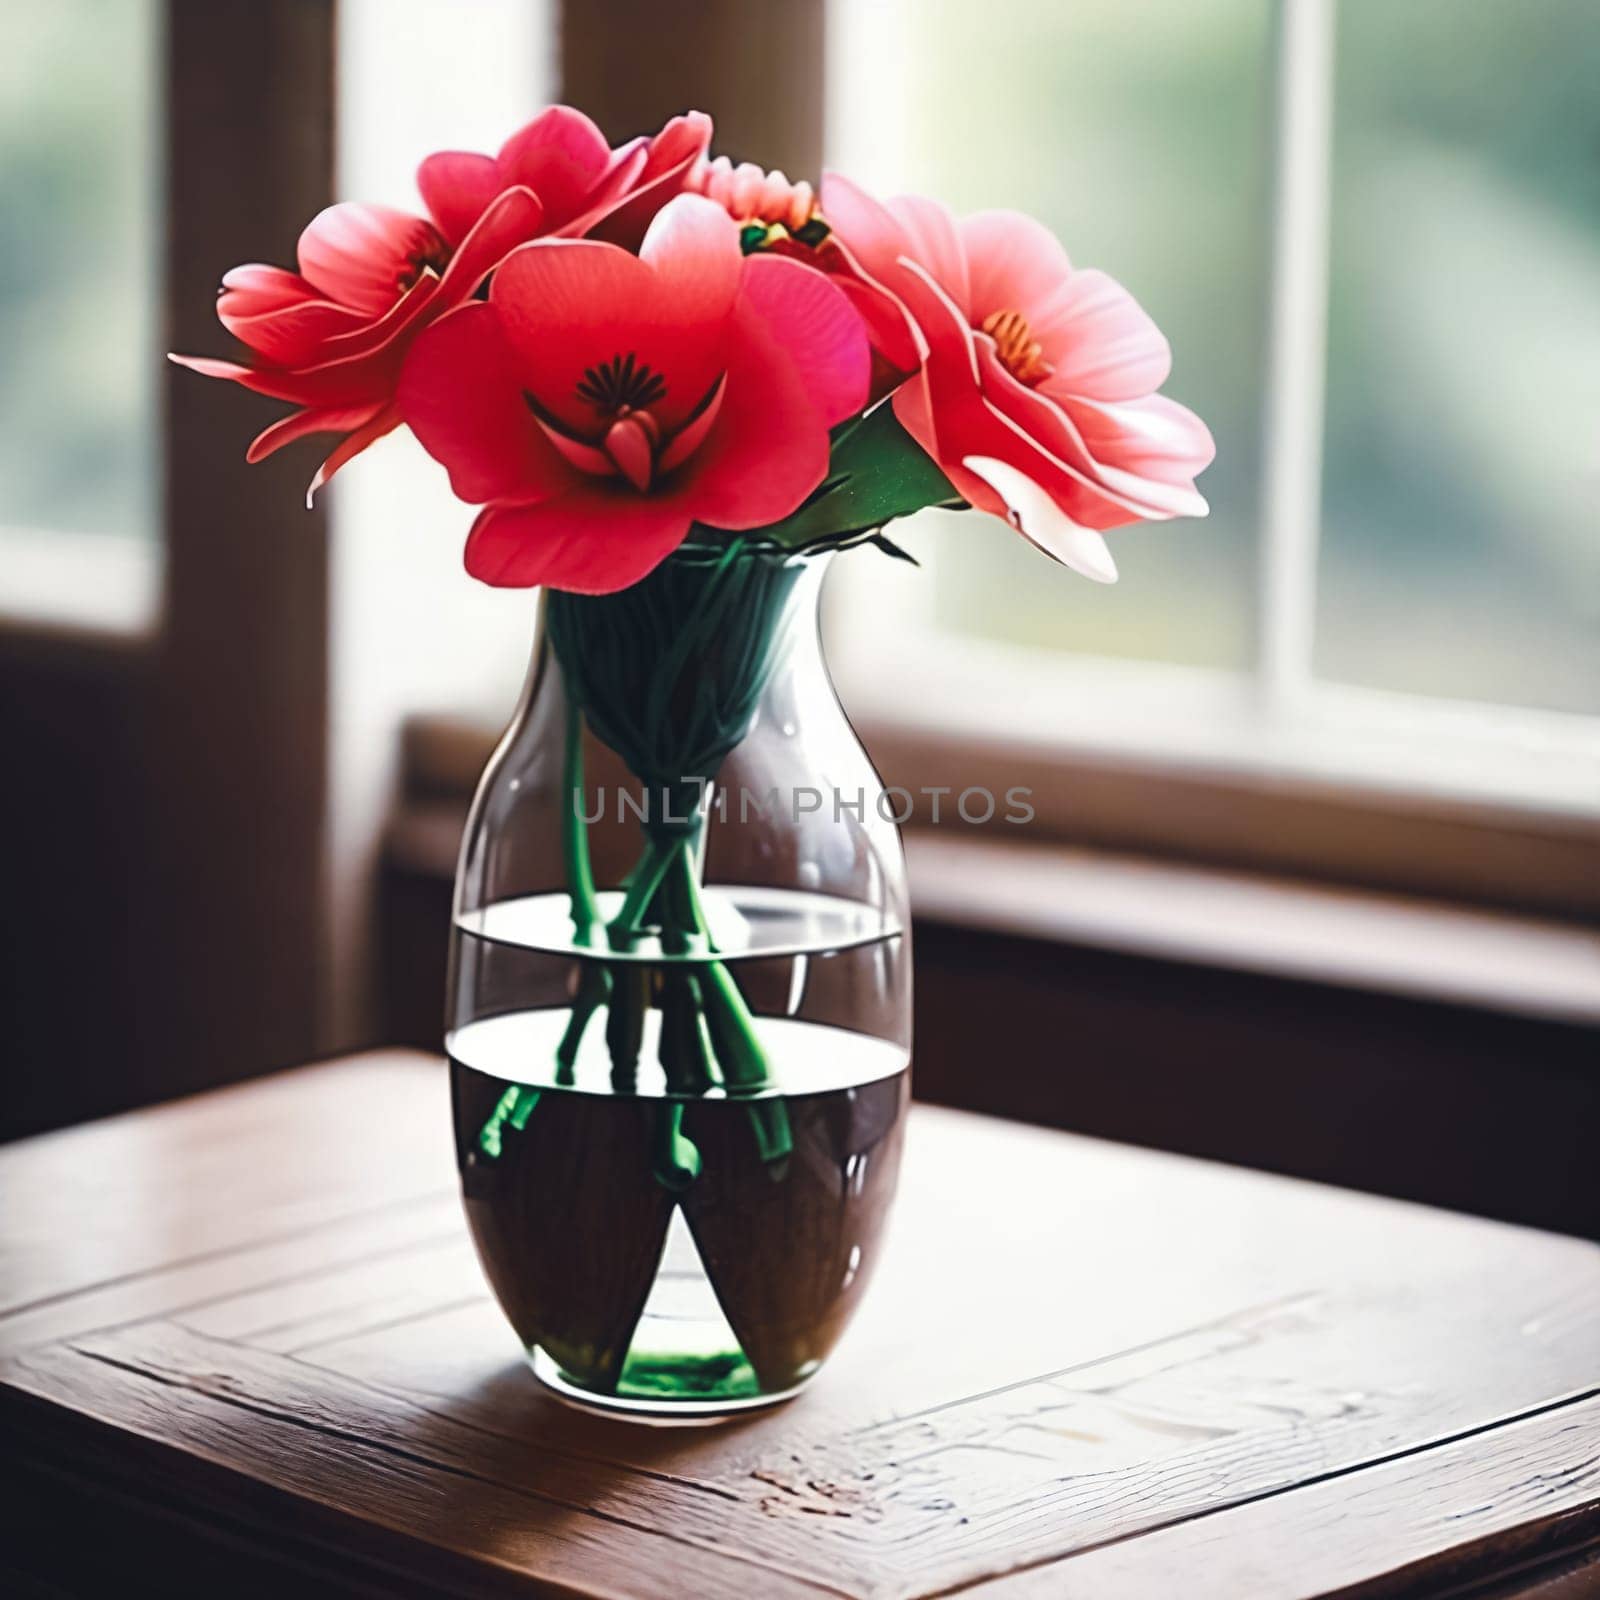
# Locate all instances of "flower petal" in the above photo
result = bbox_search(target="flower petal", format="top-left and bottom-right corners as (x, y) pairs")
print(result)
(492, 235), (729, 438)
(961, 454), (1118, 583)
(884, 255), (984, 459)
(219, 263), (323, 311)
(1065, 392), (1214, 511)
(246, 400), (384, 463)
(639, 194), (742, 328)
(297, 203), (444, 317)
(681, 309), (830, 530)
(311, 271), (440, 360)
(657, 374), (726, 473)
(738, 254), (869, 427)
(167, 351), (328, 406)
(490, 239), (655, 433)
(561, 140), (649, 238)
(417, 151), (503, 246)
(583, 110), (713, 249)
(887, 193), (970, 314)
(832, 270), (921, 387)
(1032, 267), (1172, 401)
(217, 294), (367, 366)
(430, 184), (545, 311)
(464, 491), (693, 592)
(398, 302), (574, 505)
(495, 105), (614, 227)
(887, 282), (1167, 534)
(973, 343), (1198, 525)
(959, 210), (1073, 325)
(306, 404), (404, 502)
(820, 172), (908, 285)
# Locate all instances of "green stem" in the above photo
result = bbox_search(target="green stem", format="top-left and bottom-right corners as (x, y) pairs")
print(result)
(671, 852), (773, 1093)
(601, 832), (680, 1088)
(606, 966), (650, 1090)
(667, 846), (770, 1091)
(658, 834), (711, 959)
(743, 1099), (793, 1168)
(669, 841), (716, 948)
(554, 962), (611, 1085)
(654, 847), (719, 1090)
(562, 695), (601, 943)
(606, 832), (681, 951)
(698, 963), (775, 1094)
(477, 1084), (540, 1160)
(658, 969), (718, 1096)
(666, 842), (790, 1162)
(652, 1101), (701, 1191)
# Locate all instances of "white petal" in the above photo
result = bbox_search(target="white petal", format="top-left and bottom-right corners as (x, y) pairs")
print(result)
(962, 455), (1118, 584)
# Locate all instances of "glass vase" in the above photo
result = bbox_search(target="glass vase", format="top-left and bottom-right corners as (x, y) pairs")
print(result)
(447, 538), (911, 1419)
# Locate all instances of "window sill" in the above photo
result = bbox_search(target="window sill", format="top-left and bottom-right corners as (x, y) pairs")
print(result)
(850, 710), (1600, 923)
(903, 831), (1600, 1030)
(0, 528), (162, 647)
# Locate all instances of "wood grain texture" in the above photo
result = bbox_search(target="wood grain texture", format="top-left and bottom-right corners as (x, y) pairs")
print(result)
(987, 1398), (1600, 1599)
(2, 1054), (1598, 1598)
(0, 1052), (449, 1328)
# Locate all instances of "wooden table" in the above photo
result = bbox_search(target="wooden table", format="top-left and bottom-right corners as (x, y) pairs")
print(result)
(2, 1053), (1597, 1598)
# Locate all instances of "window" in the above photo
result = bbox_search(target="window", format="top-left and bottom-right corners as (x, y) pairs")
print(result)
(1, 3), (340, 1129)
(0, 0), (161, 628)
(1319, 0), (1600, 715)
(328, 0), (554, 1045)
(823, 0), (1600, 847)
(333, 0), (553, 728)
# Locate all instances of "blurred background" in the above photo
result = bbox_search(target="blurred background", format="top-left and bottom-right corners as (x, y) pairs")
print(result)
(1, 0), (1596, 1232)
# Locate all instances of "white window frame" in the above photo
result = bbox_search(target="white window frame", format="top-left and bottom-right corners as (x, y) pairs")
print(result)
(822, 0), (1600, 868)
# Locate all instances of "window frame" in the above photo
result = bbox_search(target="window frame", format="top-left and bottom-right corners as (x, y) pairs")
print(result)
(820, 0), (1600, 916)
(0, 0), (335, 1135)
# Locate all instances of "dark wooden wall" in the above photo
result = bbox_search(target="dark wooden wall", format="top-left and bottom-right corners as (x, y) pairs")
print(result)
(561, 0), (823, 172)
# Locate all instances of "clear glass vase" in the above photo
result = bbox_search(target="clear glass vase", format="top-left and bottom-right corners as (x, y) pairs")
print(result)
(447, 539), (911, 1419)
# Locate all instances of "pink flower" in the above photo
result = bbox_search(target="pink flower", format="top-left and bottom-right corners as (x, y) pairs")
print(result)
(684, 155), (819, 234)
(170, 191), (542, 493)
(398, 195), (869, 594)
(821, 176), (1214, 582)
(418, 106), (711, 251)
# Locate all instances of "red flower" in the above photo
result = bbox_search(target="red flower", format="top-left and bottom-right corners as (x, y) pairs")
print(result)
(169, 190), (543, 495)
(821, 176), (1213, 582)
(398, 195), (869, 594)
(418, 105), (711, 251)
(169, 108), (711, 494)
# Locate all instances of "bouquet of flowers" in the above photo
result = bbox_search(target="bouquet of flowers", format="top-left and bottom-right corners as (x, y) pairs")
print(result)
(175, 104), (1211, 590)
(176, 105), (1213, 1410)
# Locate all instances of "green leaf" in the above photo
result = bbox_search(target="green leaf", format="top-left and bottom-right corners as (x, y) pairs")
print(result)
(752, 402), (963, 553)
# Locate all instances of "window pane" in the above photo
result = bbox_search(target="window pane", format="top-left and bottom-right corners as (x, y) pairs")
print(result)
(0, 0), (159, 545)
(828, 0), (1272, 670)
(1318, 0), (1600, 715)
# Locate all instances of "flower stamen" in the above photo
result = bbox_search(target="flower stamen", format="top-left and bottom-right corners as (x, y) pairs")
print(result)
(981, 309), (1053, 386)
(576, 351), (668, 415)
